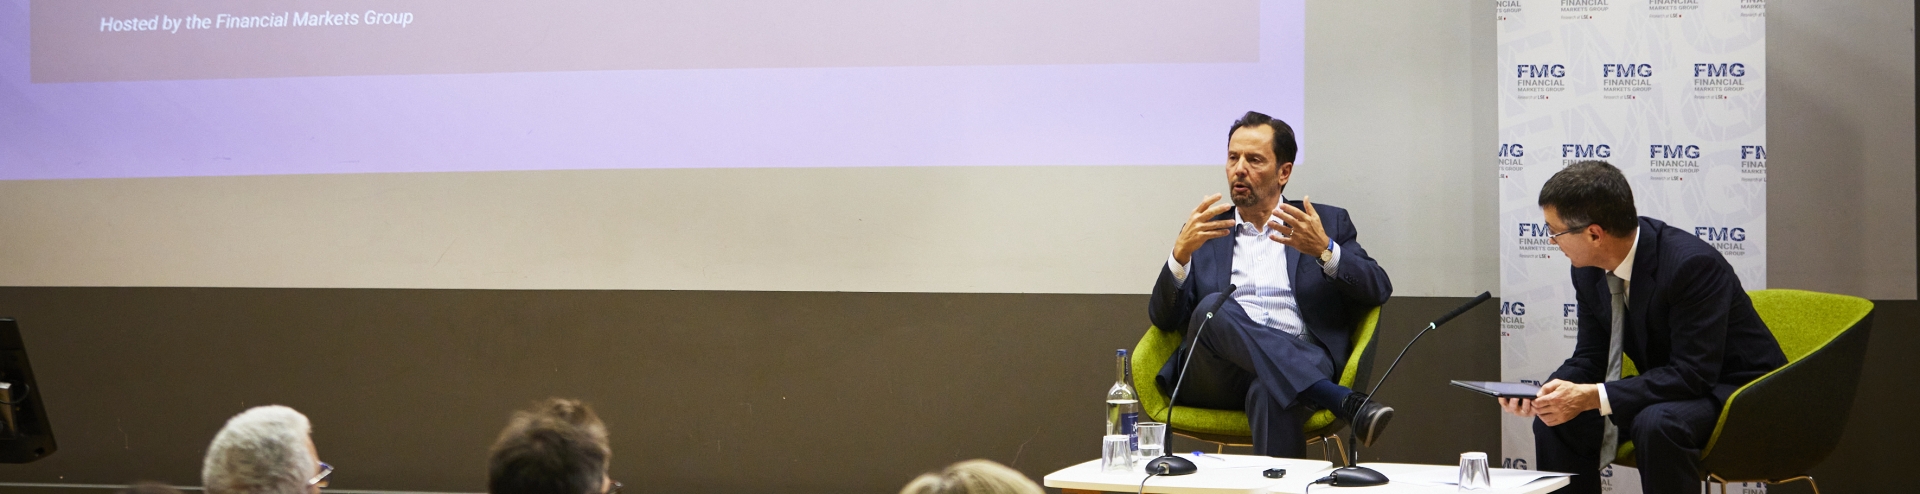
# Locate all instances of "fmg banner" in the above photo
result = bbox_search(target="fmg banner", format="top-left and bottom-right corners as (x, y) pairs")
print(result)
(1497, 0), (1765, 492)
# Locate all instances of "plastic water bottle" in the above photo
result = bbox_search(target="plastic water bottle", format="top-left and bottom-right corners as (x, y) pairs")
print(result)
(1106, 349), (1141, 453)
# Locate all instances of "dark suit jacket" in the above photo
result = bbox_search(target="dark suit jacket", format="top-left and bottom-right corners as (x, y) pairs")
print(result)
(1548, 216), (1786, 428)
(1148, 202), (1393, 389)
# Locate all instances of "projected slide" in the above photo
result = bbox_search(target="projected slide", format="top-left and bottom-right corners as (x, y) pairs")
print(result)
(4, 0), (1303, 180)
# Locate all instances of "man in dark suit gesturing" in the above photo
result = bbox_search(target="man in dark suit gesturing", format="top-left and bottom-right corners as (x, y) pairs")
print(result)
(1504, 161), (1785, 494)
(1148, 111), (1394, 457)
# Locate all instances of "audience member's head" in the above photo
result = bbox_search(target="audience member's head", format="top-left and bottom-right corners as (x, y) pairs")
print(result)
(119, 481), (186, 494)
(202, 405), (324, 494)
(488, 398), (613, 494)
(899, 459), (1043, 494)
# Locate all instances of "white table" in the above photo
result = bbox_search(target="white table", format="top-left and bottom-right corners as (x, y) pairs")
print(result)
(1043, 454), (1570, 494)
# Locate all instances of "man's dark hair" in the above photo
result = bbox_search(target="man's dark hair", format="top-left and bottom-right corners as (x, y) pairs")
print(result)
(1229, 111), (1299, 165)
(488, 398), (611, 494)
(1538, 160), (1638, 238)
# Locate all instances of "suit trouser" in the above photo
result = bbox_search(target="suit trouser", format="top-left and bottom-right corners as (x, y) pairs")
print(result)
(1535, 396), (1719, 494)
(1169, 292), (1336, 457)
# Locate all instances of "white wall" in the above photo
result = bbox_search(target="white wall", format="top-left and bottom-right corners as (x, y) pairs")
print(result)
(1302, 1), (1500, 297)
(0, 166), (1220, 293)
(1769, 0), (1917, 298)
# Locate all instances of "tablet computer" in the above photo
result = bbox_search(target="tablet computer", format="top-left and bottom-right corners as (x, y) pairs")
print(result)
(1449, 380), (1542, 398)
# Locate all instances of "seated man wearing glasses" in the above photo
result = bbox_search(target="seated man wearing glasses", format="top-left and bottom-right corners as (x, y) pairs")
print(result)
(203, 405), (333, 494)
(1503, 161), (1784, 494)
(488, 398), (619, 494)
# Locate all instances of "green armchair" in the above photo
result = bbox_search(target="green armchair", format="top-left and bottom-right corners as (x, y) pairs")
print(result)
(1612, 289), (1873, 494)
(1130, 306), (1381, 463)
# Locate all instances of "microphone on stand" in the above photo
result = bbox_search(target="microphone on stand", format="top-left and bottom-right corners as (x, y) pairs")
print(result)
(1327, 291), (1492, 487)
(1145, 286), (1237, 477)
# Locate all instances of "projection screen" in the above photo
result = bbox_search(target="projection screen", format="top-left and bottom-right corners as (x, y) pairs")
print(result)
(1, 0), (1306, 293)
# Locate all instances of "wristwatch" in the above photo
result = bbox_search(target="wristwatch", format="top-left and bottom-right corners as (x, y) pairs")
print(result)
(1316, 247), (1335, 265)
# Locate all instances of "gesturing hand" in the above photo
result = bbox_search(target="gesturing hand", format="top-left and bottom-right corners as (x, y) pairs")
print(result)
(1172, 193), (1234, 265)
(1267, 195), (1331, 259)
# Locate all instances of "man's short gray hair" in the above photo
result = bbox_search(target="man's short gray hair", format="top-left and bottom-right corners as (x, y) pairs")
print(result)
(899, 459), (1044, 494)
(202, 405), (317, 494)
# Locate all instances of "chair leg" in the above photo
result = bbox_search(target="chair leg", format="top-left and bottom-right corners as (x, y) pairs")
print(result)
(1768, 475), (1819, 494)
(1329, 435), (1349, 467)
(1168, 430), (1247, 456)
(1709, 473), (1817, 494)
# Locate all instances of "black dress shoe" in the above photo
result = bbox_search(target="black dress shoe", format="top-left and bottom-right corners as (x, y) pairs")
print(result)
(1341, 393), (1395, 447)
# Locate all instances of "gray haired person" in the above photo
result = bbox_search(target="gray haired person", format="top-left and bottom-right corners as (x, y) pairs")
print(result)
(899, 460), (1043, 494)
(202, 405), (331, 494)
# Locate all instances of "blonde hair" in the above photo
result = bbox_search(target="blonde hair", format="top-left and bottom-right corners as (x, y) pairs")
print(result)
(899, 459), (1043, 494)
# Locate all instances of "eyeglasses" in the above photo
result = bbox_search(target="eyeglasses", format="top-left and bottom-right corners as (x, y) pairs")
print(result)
(308, 462), (334, 489)
(1547, 223), (1589, 243)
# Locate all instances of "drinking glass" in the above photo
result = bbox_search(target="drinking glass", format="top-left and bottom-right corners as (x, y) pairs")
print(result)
(1101, 435), (1135, 472)
(1458, 452), (1491, 490)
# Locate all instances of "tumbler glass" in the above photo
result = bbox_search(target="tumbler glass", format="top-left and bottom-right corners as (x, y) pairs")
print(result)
(1458, 452), (1491, 490)
(1101, 435), (1135, 472)
(1135, 422), (1167, 459)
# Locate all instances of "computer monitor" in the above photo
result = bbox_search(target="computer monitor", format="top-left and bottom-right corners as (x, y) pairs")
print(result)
(0, 318), (55, 462)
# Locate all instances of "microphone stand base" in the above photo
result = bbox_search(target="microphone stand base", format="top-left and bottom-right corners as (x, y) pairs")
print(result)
(1327, 465), (1388, 487)
(1144, 455), (1196, 476)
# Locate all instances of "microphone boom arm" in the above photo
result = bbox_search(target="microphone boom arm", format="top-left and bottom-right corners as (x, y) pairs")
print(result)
(1147, 287), (1237, 477)
(1340, 291), (1492, 480)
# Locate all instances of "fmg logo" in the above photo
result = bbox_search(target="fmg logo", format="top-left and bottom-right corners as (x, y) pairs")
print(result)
(1693, 63), (1746, 77)
(1694, 63), (1748, 92)
(1499, 301), (1525, 336)
(1516, 64), (1568, 92)
(1695, 226), (1749, 256)
(1648, 144), (1699, 159)
(1601, 63), (1652, 77)
(1740, 145), (1767, 175)
(1516, 223), (1556, 251)
(1516, 64), (1566, 78)
(1602, 63), (1653, 93)
(1561, 144), (1611, 158)
(1694, 227), (1747, 242)
(1499, 143), (1526, 174)
(1649, 145), (1701, 173)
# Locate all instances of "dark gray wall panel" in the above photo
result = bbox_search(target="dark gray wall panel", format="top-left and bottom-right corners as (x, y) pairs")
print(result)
(0, 289), (1905, 493)
(0, 288), (1142, 492)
